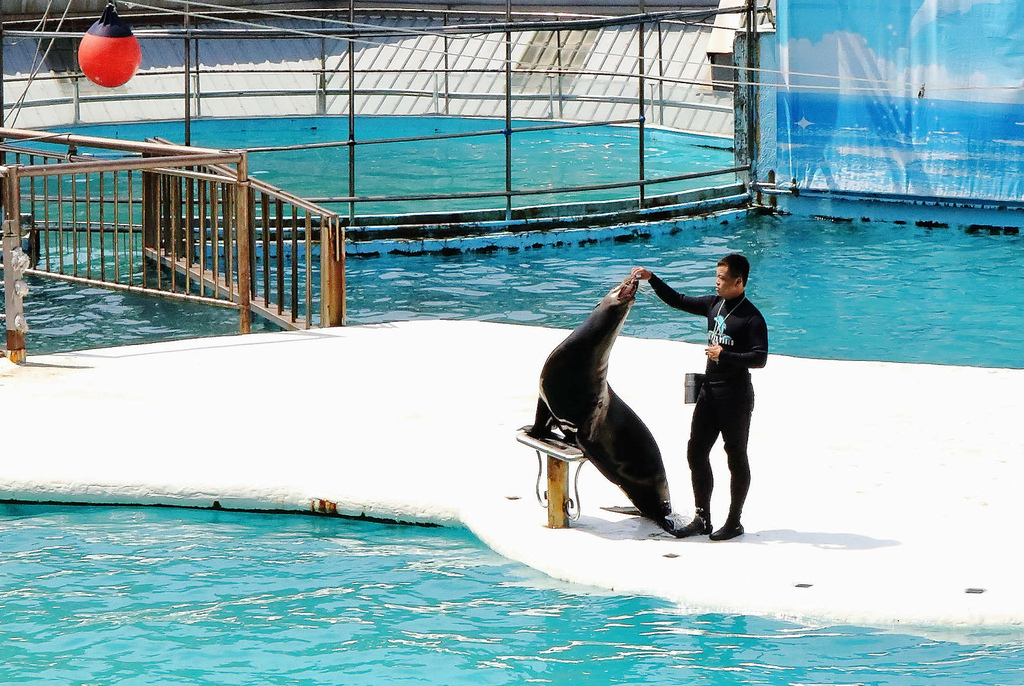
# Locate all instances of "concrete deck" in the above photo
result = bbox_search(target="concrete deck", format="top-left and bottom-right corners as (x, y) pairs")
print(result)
(2, 320), (1022, 636)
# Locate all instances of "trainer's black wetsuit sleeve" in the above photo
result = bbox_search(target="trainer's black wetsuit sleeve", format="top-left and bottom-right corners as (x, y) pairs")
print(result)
(648, 274), (716, 317)
(719, 311), (768, 369)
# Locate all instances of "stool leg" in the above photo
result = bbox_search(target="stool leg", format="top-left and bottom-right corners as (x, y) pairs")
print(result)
(547, 455), (569, 528)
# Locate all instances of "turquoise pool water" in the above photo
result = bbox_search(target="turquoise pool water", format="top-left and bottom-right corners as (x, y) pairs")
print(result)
(17, 278), (277, 352)
(18, 115), (1020, 367)
(344, 213), (1024, 368)
(6, 118), (1024, 683)
(65, 116), (734, 214)
(18, 213), (1024, 368)
(2, 504), (1021, 685)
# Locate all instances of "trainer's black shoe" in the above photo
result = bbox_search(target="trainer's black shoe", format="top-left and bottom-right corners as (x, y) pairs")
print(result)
(677, 510), (712, 538)
(709, 522), (744, 541)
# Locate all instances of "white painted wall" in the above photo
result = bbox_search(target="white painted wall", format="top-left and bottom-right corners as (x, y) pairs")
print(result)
(2, 14), (734, 138)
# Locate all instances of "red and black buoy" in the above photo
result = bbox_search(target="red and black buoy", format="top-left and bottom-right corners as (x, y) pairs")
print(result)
(77, 2), (142, 88)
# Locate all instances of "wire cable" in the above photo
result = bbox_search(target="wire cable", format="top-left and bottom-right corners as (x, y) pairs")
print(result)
(115, 0), (734, 72)
(10, 0), (1001, 96)
(2, 2), (760, 92)
(8, 2), (1006, 119)
(5, 0), (76, 127)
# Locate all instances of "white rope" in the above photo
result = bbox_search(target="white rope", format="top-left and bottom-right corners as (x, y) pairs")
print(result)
(139, 0), (609, 36)
(5, 0), (55, 123)
(6, 0), (1008, 97)
(113, 4), (769, 100)
(138, 0), (723, 39)
(0, 1), (772, 95)
(131, 0), (459, 42)
(124, 0), (483, 67)
(118, 0), (735, 75)
(6, 0), (1013, 114)
(5, 0), (77, 127)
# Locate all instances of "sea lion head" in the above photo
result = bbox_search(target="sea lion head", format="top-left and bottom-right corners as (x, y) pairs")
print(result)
(607, 274), (639, 304)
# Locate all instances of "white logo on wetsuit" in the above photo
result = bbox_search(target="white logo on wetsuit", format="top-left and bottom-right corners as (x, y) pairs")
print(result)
(709, 297), (745, 347)
(709, 314), (734, 347)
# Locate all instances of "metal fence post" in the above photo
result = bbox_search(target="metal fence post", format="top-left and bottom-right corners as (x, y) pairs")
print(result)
(638, 13), (646, 207)
(347, 0), (356, 225)
(548, 75), (555, 119)
(193, 38), (202, 118)
(443, 12), (451, 115)
(72, 78), (81, 125)
(141, 163), (160, 289)
(320, 215), (345, 327)
(555, 30), (564, 120)
(184, 2), (191, 145)
(1, 9), (6, 167)
(235, 155), (251, 334)
(745, 0), (759, 186)
(2, 170), (26, 363)
(732, 0), (758, 189)
(657, 21), (665, 126)
(504, 0), (513, 222)
(318, 30), (327, 115)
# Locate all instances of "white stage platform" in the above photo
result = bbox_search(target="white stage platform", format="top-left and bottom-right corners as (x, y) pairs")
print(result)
(2, 320), (1021, 636)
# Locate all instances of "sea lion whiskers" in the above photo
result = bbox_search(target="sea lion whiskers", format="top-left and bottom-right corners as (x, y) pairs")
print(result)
(609, 275), (639, 302)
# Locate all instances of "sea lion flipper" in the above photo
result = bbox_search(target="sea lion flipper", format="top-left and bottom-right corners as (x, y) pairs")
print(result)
(528, 397), (556, 438)
(657, 511), (688, 538)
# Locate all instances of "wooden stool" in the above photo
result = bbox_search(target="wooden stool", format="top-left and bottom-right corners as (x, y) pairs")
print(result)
(516, 427), (587, 528)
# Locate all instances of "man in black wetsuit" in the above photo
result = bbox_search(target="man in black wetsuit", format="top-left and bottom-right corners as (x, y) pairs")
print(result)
(631, 254), (768, 541)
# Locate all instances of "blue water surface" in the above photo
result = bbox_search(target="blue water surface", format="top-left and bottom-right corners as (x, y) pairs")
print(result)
(5, 118), (1024, 683)
(1, 504), (1022, 685)
(14, 115), (1014, 367)
(344, 213), (1024, 368)
(65, 116), (734, 214)
(16, 213), (1024, 368)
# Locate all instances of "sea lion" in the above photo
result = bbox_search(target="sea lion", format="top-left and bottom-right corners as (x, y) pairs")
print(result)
(529, 275), (687, 537)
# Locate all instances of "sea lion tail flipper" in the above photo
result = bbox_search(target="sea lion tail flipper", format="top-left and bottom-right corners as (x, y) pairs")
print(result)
(639, 498), (688, 538)
(658, 512), (688, 538)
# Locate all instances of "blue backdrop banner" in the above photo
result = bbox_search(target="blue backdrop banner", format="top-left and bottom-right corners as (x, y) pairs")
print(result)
(776, 0), (1024, 202)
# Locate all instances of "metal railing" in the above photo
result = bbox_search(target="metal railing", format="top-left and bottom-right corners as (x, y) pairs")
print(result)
(3, 63), (734, 130)
(0, 4), (760, 234)
(1, 127), (346, 362)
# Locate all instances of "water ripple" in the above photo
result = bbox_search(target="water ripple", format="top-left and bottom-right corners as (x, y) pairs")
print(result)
(6, 504), (1021, 683)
